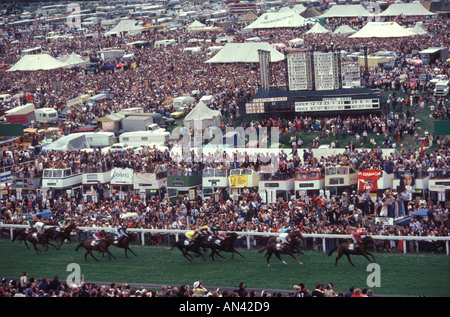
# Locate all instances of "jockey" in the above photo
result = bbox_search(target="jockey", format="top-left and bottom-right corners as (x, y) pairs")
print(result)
(116, 222), (129, 244)
(26, 218), (39, 233)
(277, 227), (293, 244)
(185, 229), (199, 244)
(34, 220), (46, 234)
(350, 226), (367, 250)
(94, 230), (107, 241)
(57, 219), (69, 232)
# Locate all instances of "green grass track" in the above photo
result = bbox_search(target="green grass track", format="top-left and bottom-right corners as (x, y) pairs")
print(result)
(1, 239), (449, 297)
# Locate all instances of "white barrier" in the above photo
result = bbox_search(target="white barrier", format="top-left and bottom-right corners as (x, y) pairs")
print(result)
(1, 224), (449, 256)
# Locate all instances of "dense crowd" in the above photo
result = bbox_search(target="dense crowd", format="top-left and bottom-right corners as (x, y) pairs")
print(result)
(0, 273), (373, 297)
(1, 5), (450, 249)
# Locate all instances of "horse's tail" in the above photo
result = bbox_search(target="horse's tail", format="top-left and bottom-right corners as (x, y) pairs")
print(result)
(327, 247), (337, 257)
(75, 241), (84, 252)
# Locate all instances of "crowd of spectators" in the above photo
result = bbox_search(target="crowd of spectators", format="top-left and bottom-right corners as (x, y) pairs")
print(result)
(0, 5), (449, 252)
(0, 274), (373, 298)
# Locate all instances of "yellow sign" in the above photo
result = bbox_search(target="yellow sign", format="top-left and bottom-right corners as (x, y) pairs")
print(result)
(229, 175), (248, 187)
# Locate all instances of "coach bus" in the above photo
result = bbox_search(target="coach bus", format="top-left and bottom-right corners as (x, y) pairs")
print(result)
(324, 165), (358, 196)
(294, 169), (325, 198)
(259, 171), (295, 203)
(202, 168), (229, 200)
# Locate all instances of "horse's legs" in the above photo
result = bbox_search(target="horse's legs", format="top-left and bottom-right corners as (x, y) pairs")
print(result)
(105, 249), (117, 260)
(23, 239), (31, 250)
(126, 247), (137, 257)
(275, 253), (287, 265)
(334, 253), (343, 266)
(345, 254), (355, 267)
(232, 249), (245, 258)
(363, 252), (376, 263)
(266, 251), (273, 267)
(288, 253), (303, 265)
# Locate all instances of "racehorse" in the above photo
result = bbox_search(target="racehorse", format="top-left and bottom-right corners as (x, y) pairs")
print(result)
(75, 238), (116, 262)
(168, 234), (205, 262)
(327, 236), (376, 267)
(24, 230), (59, 254)
(107, 233), (138, 258)
(45, 223), (78, 249)
(204, 232), (245, 261)
(258, 237), (303, 267)
(266, 231), (304, 255)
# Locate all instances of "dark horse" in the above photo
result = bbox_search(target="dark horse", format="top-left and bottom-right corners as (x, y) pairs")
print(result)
(45, 223), (78, 249)
(23, 230), (59, 254)
(204, 232), (245, 261)
(75, 238), (116, 262)
(328, 236), (376, 267)
(168, 234), (205, 262)
(258, 236), (303, 267)
(266, 231), (304, 255)
(107, 234), (138, 258)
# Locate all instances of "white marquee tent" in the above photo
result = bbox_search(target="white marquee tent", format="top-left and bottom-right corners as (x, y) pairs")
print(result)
(333, 25), (357, 35)
(379, 3), (436, 16)
(58, 52), (89, 67)
(243, 12), (309, 30)
(104, 19), (144, 36)
(7, 54), (68, 71)
(305, 23), (331, 34)
(348, 22), (416, 38)
(187, 20), (206, 31)
(318, 4), (373, 18)
(406, 23), (428, 35)
(183, 102), (222, 130)
(43, 134), (90, 152)
(205, 42), (285, 63)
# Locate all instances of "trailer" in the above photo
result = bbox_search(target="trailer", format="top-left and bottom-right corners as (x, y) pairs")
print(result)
(5, 103), (36, 124)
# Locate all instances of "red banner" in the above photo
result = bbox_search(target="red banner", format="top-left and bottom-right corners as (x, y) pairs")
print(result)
(358, 170), (382, 192)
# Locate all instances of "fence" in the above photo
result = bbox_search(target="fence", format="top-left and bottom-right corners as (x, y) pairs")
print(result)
(1, 224), (449, 256)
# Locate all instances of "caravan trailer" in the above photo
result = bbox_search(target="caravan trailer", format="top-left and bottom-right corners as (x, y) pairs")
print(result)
(76, 131), (117, 148)
(119, 131), (170, 147)
(35, 108), (58, 124)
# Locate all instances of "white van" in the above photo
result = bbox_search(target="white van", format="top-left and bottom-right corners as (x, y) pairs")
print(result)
(172, 96), (195, 110)
(77, 131), (117, 148)
(434, 80), (449, 97)
(119, 131), (170, 147)
(35, 108), (58, 124)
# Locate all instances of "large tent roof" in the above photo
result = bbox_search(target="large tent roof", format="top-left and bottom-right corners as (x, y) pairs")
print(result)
(58, 52), (89, 67)
(407, 23), (428, 35)
(333, 24), (357, 35)
(318, 4), (373, 18)
(183, 102), (221, 129)
(348, 22), (416, 38)
(306, 23), (331, 34)
(300, 7), (322, 18)
(243, 12), (309, 30)
(43, 134), (89, 152)
(7, 53), (68, 71)
(205, 42), (285, 63)
(187, 20), (206, 31)
(379, 3), (436, 16)
(105, 19), (144, 36)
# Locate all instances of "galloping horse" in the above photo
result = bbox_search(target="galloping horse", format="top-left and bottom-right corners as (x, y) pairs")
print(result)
(258, 236), (303, 267)
(328, 236), (376, 267)
(45, 223), (78, 249)
(107, 234), (138, 258)
(75, 238), (116, 262)
(205, 232), (245, 261)
(24, 230), (58, 254)
(168, 234), (205, 262)
(266, 231), (304, 255)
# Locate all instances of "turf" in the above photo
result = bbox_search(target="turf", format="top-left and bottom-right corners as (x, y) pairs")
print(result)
(1, 239), (449, 297)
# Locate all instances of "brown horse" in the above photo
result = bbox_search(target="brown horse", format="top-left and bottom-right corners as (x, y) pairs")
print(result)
(45, 223), (78, 249)
(328, 236), (376, 267)
(258, 237), (303, 267)
(204, 232), (245, 261)
(106, 234), (138, 258)
(24, 230), (58, 254)
(75, 238), (116, 262)
(267, 231), (304, 255)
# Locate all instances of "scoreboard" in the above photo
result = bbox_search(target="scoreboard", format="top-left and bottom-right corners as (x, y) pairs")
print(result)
(295, 97), (380, 112)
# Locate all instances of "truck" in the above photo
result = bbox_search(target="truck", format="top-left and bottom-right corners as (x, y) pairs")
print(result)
(121, 115), (154, 132)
